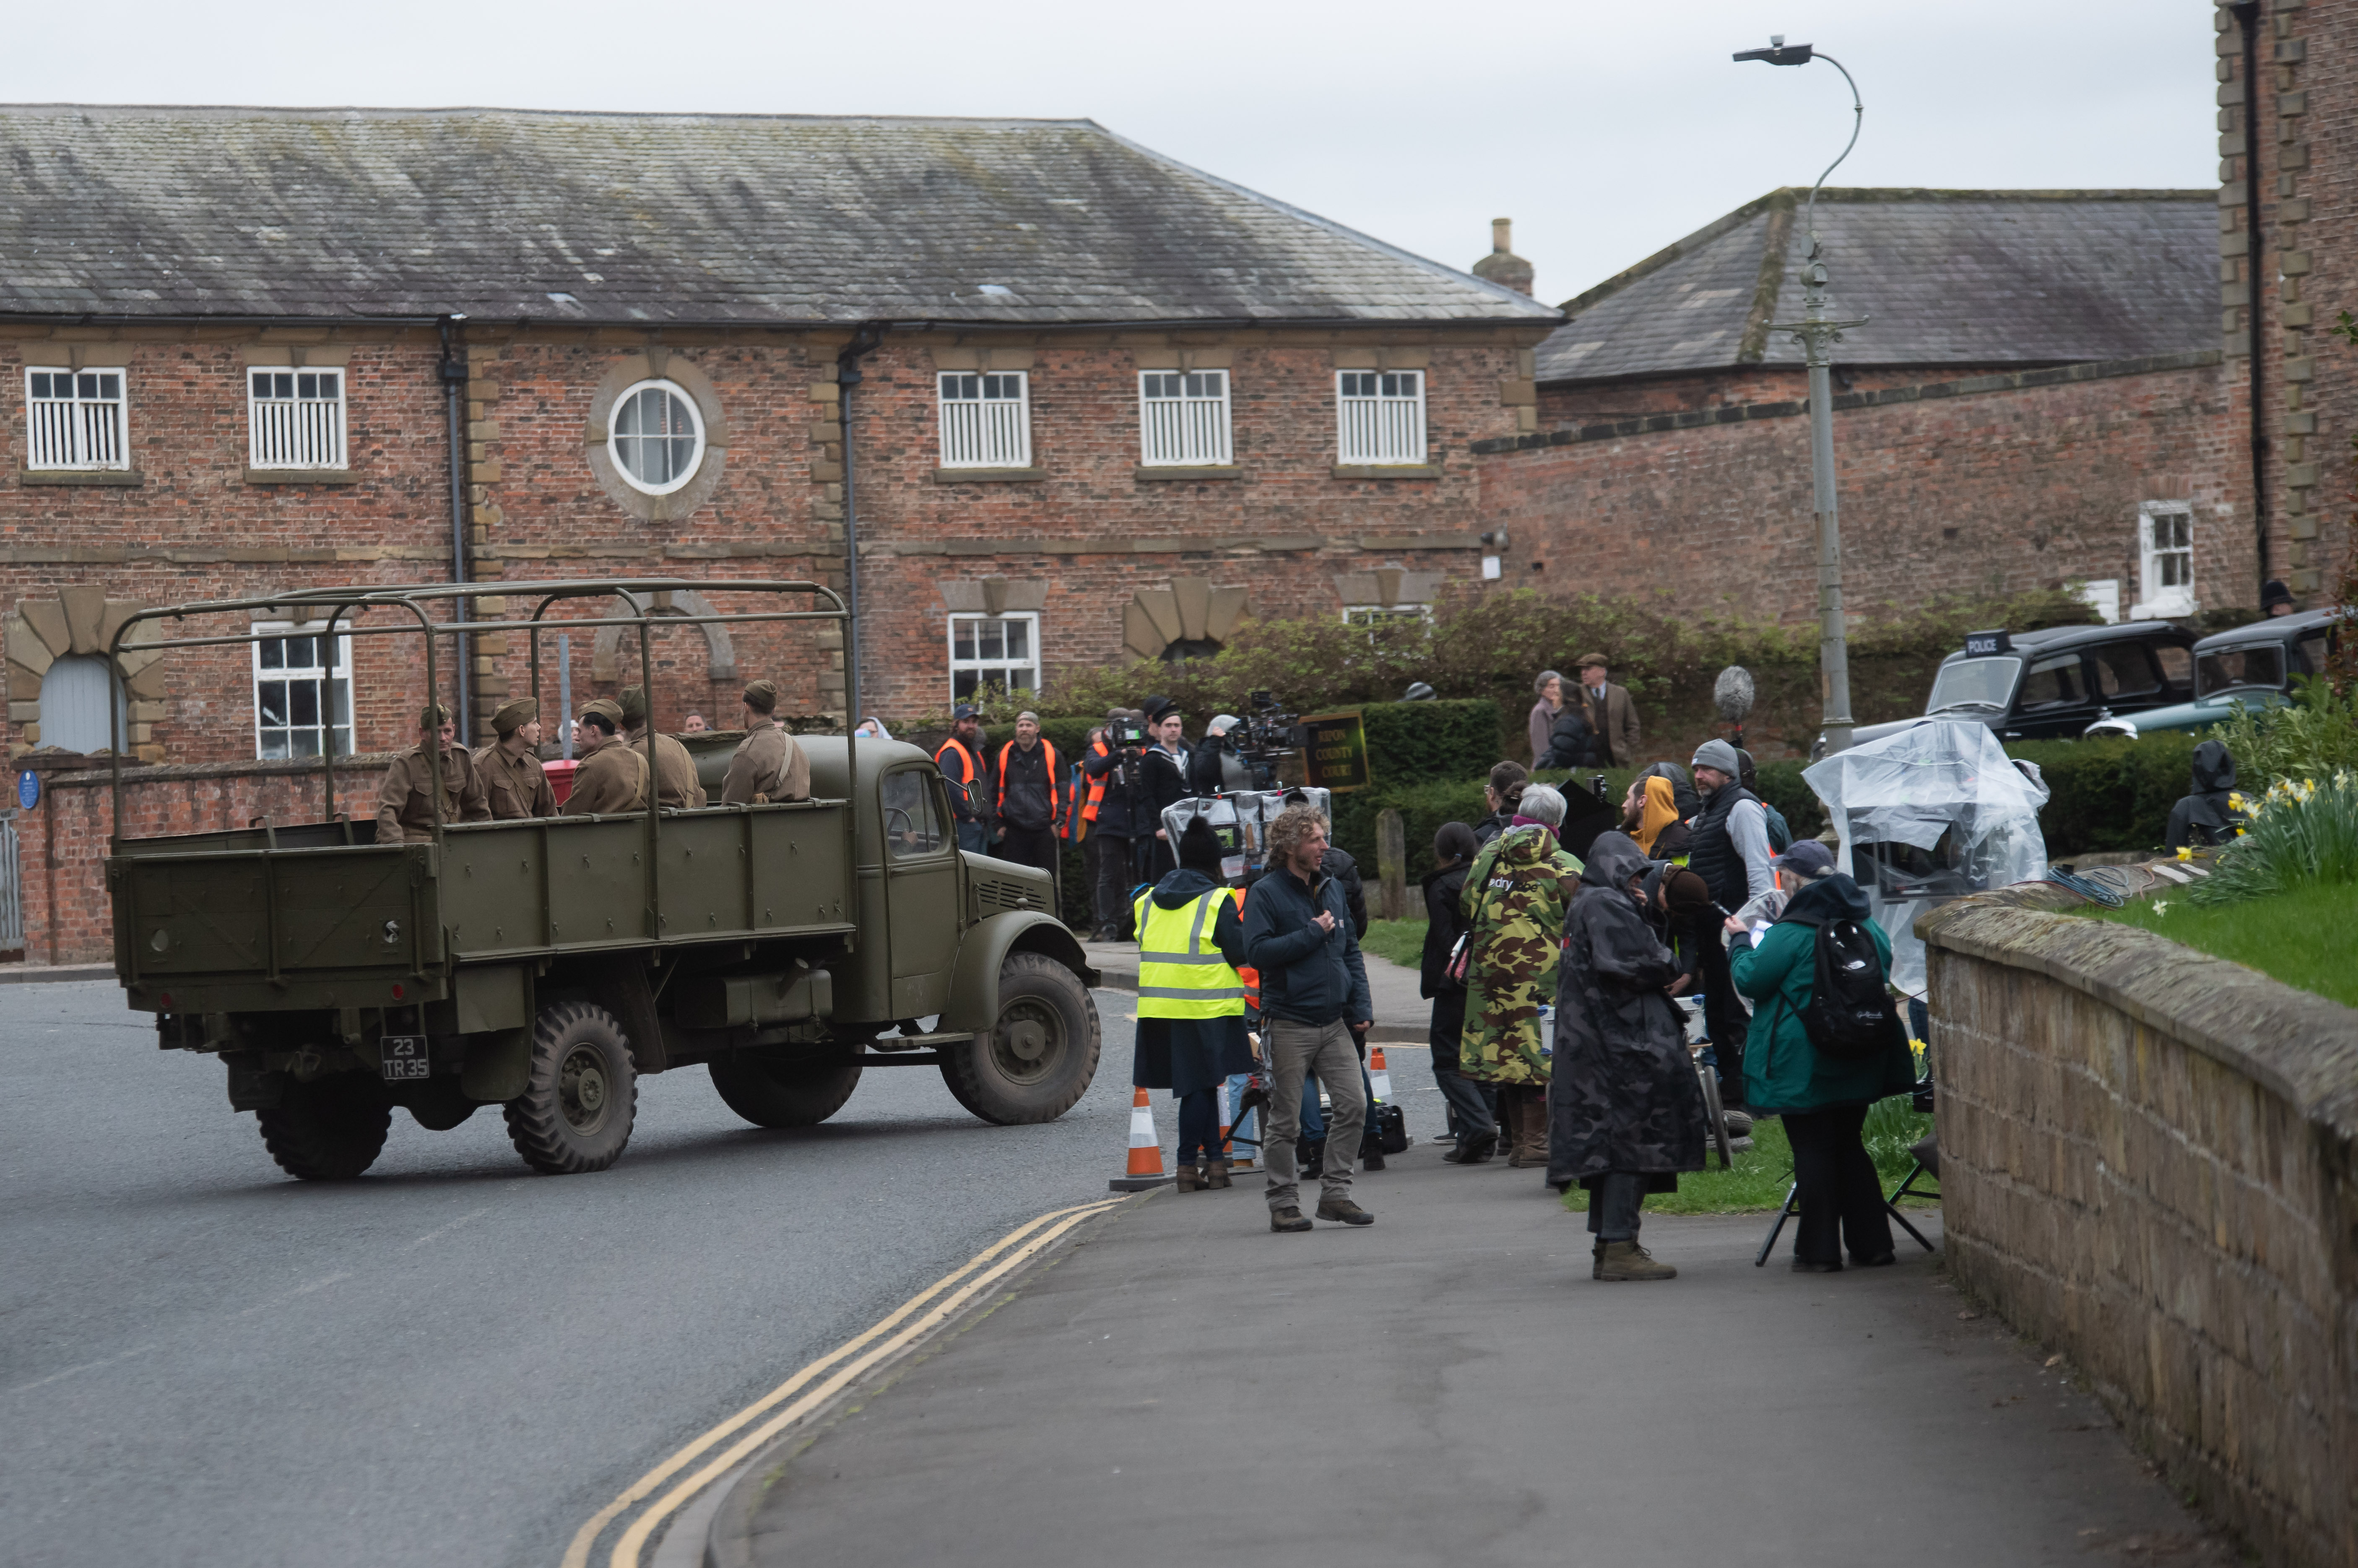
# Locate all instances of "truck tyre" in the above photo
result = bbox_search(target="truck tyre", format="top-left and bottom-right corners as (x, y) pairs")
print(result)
(940, 952), (1100, 1125)
(504, 1002), (638, 1175)
(257, 1073), (393, 1181)
(708, 1055), (863, 1129)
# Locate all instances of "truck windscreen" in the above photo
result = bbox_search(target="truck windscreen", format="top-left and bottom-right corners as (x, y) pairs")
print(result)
(1926, 656), (2020, 713)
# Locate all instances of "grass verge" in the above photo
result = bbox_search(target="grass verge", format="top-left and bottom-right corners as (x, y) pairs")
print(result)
(1360, 917), (1428, 970)
(2084, 878), (2358, 1010)
(1558, 1098), (1934, 1215)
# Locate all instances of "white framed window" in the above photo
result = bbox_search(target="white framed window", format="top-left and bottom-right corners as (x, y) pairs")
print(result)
(247, 367), (347, 470)
(252, 621), (352, 759)
(25, 367), (128, 470)
(937, 372), (1031, 469)
(949, 613), (1040, 702)
(2132, 502), (2195, 619)
(608, 378), (705, 495)
(1139, 370), (1231, 466)
(1336, 370), (1426, 465)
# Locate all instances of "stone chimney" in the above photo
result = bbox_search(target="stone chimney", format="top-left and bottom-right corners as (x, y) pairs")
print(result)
(1471, 217), (1534, 295)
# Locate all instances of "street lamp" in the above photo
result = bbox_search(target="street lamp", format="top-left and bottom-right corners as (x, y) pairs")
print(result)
(1734, 36), (1868, 755)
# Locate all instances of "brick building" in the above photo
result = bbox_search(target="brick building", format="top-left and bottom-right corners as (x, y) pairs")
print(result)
(1470, 188), (2258, 626)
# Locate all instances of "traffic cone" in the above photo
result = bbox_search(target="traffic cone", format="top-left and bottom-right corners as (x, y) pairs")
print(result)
(1369, 1045), (1392, 1105)
(1216, 1080), (1233, 1155)
(1108, 1086), (1173, 1192)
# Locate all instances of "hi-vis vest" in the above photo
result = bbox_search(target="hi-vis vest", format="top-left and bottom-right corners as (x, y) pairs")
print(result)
(1230, 885), (1259, 1015)
(1134, 889), (1247, 1020)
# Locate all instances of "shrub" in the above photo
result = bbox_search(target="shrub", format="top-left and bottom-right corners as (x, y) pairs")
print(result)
(1360, 700), (1503, 786)
(2210, 675), (2358, 787)
(2004, 733), (2200, 857)
(2190, 771), (2358, 905)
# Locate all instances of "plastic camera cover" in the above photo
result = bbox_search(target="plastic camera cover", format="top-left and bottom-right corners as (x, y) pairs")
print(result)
(1801, 720), (2049, 997)
(1162, 790), (1332, 881)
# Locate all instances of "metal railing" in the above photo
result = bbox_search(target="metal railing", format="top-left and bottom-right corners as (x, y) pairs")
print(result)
(0, 813), (21, 952)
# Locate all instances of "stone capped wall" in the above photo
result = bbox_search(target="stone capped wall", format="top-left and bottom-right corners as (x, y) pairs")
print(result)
(1923, 888), (2358, 1568)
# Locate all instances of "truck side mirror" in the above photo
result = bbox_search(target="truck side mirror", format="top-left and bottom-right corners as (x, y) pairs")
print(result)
(965, 779), (988, 812)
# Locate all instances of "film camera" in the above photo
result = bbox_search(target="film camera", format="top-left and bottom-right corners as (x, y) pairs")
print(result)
(1227, 690), (1308, 791)
(1105, 712), (1148, 749)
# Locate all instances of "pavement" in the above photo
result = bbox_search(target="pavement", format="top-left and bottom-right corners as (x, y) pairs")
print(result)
(723, 1149), (2236, 1568)
(1082, 936), (1432, 1043)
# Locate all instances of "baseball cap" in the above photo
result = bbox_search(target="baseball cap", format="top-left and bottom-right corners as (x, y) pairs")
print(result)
(1771, 839), (1836, 880)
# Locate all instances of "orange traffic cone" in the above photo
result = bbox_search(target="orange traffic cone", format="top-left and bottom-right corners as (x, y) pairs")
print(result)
(1108, 1086), (1173, 1192)
(1369, 1045), (1393, 1105)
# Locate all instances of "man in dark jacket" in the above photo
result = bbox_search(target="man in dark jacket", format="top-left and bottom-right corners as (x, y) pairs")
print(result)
(2166, 739), (2244, 851)
(1242, 805), (1375, 1232)
(1188, 714), (1253, 795)
(1422, 822), (1498, 1162)
(935, 706), (990, 854)
(1082, 709), (1147, 940)
(1550, 831), (1708, 1280)
(1138, 702), (1194, 883)
(993, 711), (1065, 881)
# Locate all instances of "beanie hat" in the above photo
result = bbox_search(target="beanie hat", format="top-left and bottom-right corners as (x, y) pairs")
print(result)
(1690, 738), (1742, 776)
(1177, 816), (1226, 877)
(741, 680), (777, 714)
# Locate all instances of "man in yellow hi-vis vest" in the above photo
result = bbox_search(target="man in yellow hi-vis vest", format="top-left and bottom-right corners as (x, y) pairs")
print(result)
(1132, 819), (1256, 1191)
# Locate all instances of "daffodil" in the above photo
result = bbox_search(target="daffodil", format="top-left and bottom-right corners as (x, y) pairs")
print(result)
(2151, 900), (2171, 917)
(2176, 846), (2194, 862)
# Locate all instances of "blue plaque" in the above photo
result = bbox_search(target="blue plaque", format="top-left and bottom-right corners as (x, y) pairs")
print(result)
(16, 770), (37, 810)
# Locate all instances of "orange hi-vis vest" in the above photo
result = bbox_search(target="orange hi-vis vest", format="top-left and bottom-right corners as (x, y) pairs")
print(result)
(1229, 885), (1260, 1015)
(935, 736), (980, 784)
(994, 737), (1065, 827)
(1082, 737), (1110, 823)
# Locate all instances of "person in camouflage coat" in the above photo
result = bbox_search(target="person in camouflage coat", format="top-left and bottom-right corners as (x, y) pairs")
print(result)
(1458, 785), (1582, 1166)
(1548, 830), (1708, 1280)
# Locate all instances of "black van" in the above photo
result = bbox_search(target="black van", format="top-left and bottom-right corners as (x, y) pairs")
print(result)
(1832, 621), (2197, 753)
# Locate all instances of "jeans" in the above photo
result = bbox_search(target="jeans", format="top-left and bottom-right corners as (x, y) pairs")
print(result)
(1583, 1171), (1647, 1242)
(1434, 1068), (1497, 1147)
(1177, 1086), (1219, 1166)
(1698, 935), (1748, 1107)
(1262, 1018), (1363, 1212)
(1783, 1104), (1894, 1264)
(955, 820), (988, 855)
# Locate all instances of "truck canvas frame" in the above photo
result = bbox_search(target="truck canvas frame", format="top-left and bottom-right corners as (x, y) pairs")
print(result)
(103, 578), (1100, 1181)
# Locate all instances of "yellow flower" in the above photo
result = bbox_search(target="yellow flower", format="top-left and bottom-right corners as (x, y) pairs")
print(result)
(2176, 846), (2194, 862)
(2236, 827), (2247, 836)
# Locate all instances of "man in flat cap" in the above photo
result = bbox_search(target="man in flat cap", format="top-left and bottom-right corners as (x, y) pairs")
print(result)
(1574, 652), (1642, 769)
(376, 703), (491, 842)
(621, 685), (709, 810)
(474, 697), (556, 820)
(721, 679), (811, 805)
(561, 698), (650, 816)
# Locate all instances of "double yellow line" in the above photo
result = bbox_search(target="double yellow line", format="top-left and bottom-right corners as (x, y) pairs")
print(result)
(562, 1196), (1128, 1568)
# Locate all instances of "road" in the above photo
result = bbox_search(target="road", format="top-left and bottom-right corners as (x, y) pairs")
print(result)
(1, 978), (1414, 1568)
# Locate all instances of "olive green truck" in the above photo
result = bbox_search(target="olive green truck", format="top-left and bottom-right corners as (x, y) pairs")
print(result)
(105, 579), (1102, 1179)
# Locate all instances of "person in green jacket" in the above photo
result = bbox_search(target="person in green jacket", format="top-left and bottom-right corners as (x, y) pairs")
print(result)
(1727, 857), (1917, 1272)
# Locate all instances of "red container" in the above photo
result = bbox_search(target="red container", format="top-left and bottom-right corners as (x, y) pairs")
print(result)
(542, 758), (579, 806)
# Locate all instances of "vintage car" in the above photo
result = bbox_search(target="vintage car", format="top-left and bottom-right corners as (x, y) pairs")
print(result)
(2083, 606), (2346, 738)
(1834, 620), (2197, 754)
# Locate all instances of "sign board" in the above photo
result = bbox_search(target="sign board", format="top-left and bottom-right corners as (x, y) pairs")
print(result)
(16, 770), (37, 810)
(1296, 711), (1370, 793)
(1963, 629), (2012, 658)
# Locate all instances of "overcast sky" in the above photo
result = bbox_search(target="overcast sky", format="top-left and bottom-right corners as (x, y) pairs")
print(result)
(4, 0), (2221, 306)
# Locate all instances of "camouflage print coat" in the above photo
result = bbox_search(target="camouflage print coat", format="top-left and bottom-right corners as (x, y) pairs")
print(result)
(1457, 823), (1581, 1087)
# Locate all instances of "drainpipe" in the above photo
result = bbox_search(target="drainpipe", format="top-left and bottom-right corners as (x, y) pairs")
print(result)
(835, 324), (886, 724)
(440, 316), (473, 738)
(2232, 0), (2271, 597)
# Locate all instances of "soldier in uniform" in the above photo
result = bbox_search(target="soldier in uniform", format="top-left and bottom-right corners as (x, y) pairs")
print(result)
(560, 698), (650, 815)
(620, 685), (708, 810)
(720, 679), (811, 805)
(375, 703), (491, 842)
(474, 697), (555, 820)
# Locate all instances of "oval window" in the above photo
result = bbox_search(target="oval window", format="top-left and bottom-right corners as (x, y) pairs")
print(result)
(608, 380), (705, 495)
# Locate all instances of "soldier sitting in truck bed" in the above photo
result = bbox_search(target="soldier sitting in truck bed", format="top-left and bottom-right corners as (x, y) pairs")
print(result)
(561, 698), (650, 815)
(621, 685), (709, 810)
(721, 679), (811, 805)
(377, 703), (492, 842)
(474, 697), (556, 819)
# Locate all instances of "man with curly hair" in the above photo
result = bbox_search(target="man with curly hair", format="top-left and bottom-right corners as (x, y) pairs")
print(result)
(1241, 804), (1375, 1232)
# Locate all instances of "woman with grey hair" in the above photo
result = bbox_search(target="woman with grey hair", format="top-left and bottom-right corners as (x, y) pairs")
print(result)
(1528, 671), (1565, 768)
(1458, 780), (1582, 1168)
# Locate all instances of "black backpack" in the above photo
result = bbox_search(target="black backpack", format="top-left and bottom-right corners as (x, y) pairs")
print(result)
(1800, 918), (1906, 1061)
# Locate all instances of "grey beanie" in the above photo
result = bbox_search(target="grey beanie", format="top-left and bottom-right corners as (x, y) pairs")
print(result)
(1690, 738), (1743, 776)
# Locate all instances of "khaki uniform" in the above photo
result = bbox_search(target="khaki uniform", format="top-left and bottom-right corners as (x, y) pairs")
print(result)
(626, 726), (709, 810)
(473, 742), (556, 820)
(375, 745), (492, 842)
(721, 720), (811, 805)
(561, 738), (650, 816)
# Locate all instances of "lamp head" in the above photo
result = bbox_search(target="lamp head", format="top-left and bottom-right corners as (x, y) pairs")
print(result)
(1733, 36), (1814, 65)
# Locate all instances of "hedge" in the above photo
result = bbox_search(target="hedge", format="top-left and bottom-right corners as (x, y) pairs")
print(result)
(2005, 733), (2202, 857)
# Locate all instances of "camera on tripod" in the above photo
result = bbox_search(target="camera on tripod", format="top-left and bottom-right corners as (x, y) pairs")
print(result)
(1228, 689), (1305, 791)
(1105, 713), (1147, 749)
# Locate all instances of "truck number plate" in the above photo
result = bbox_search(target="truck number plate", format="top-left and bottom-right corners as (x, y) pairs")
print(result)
(382, 1035), (430, 1082)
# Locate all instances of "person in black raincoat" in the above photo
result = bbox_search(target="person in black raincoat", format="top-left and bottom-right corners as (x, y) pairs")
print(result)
(1132, 819), (1258, 1189)
(1419, 822), (1498, 1163)
(2166, 738), (2246, 851)
(1549, 830), (1709, 1282)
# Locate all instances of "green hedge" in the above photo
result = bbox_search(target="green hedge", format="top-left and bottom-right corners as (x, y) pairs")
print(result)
(1359, 700), (1502, 786)
(2006, 734), (2202, 857)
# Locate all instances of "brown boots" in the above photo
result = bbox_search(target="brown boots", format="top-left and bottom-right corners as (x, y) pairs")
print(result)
(1500, 1087), (1550, 1168)
(1593, 1240), (1677, 1281)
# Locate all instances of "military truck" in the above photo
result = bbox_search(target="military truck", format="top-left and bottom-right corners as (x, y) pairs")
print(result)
(104, 579), (1100, 1180)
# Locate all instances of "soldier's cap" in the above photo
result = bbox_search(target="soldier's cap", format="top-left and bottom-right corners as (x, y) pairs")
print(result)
(418, 702), (451, 728)
(492, 697), (538, 734)
(1575, 651), (1610, 670)
(580, 698), (625, 729)
(741, 679), (778, 714)
(619, 685), (649, 724)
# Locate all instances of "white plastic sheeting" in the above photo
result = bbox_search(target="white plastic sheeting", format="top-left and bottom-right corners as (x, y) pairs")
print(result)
(1162, 789), (1331, 881)
(1802, 720), (2050, 997)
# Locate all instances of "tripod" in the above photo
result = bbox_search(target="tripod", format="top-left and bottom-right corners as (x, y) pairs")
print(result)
(1753, 1131), (1939, 1267)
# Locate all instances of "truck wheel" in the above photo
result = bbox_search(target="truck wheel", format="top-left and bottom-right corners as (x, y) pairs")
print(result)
(708, 1055), (863, 1128)
(503, 1002), (638, 1175)
(940, 952), (1100, 1125)
(257, 1074), (393, 1181)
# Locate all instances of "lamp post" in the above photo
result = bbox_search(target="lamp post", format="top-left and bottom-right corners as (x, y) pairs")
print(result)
(1734, 36), (1867, 755)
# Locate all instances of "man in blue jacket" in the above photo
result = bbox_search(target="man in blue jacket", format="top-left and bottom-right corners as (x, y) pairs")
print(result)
(1242, 805), (1375, 1232)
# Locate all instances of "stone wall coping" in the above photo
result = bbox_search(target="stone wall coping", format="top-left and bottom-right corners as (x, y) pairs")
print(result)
(1919, 888), (2358, 1142)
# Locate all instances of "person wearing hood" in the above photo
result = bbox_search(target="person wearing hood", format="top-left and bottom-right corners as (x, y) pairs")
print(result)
(2166, 740), (2246, 851)
(1727, 872), (1917, 1271)
(1459, 783), (1583, 1168)
(1621, 774), (1691, 860)
(1635, 761), (1701, 822)
(1549, 831), (1710, 1280)
(1420, 822), (1500, 1163)
(1133, 818), (1258, 1192)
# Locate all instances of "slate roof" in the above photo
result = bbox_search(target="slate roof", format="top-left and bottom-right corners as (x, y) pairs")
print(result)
(1535, 189), (2216, 384)
(0, 105), (1560, 328)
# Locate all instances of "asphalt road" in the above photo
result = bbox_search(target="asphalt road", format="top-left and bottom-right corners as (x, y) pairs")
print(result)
(0, 979), (1397, 1568)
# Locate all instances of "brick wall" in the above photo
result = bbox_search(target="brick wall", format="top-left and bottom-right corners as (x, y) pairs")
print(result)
(1480, 355), (2253, 620)
(1924, 888), (2358, 1568)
